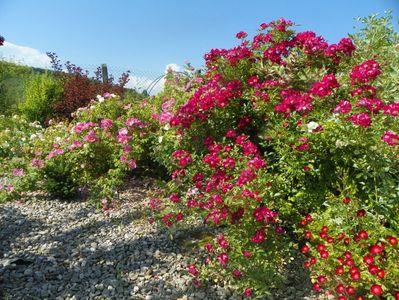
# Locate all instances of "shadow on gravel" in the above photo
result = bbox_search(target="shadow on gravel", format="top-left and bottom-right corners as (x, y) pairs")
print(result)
(0, 205), (45, 299)
(0, 200), (192, 299)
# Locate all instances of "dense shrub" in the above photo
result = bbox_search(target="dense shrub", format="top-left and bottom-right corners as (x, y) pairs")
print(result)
(47, 53), (131, 120)
(19, 72), (63, 124)
(149, 14), (399, 298)
(0, 14), (398, 299)
(0, 61), (34, 114)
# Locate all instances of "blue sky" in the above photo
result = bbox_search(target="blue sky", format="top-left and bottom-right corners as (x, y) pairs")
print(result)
(0, 0), (398, 75)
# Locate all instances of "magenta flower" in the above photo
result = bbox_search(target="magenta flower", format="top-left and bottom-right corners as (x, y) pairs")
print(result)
(235, 31), (248, 39)
(333, 100), (352, 114)
(69, 140), (83, 150)
(296, 143), (311, 152)
(243, 288), (253, 298)
(233, 269), (242, 279)
(12, 168), (24, 177)
(126, 117), (142, 127)
(251, 228), (266, 244)
(217, 252), (229, 267)
(381, 130), (399, 146)
(100, 119), (113, 129)
(350, 59), (382, 84)
(127, 159), (137, 169)
(31, 159), (44, 168)
(83, 130), (97, 143)
(159, 112), (173, 124)
(348, 113), (372, 127)
(161, 99), (175, 111)
(187, 264), (199, 276)
(217, 234), (230, 249)
(383, 102), (399, 116)
(205, 242), (214, 253)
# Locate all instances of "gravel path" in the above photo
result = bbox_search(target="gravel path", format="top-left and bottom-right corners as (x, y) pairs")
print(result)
(0, 179), (322, 300)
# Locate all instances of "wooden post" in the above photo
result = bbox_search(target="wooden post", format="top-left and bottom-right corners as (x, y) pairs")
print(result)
(101, 64), (108, 84)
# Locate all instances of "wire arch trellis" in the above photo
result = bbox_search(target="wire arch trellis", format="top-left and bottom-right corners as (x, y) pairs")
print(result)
(145, 71), (190, 95)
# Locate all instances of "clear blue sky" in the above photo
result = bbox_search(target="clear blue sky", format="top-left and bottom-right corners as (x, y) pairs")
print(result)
(0, 0), (398, 74)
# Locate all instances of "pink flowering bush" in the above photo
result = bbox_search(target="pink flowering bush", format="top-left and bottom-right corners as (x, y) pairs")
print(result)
(1, 12), (398, 299)
(150, 14), (399, 297)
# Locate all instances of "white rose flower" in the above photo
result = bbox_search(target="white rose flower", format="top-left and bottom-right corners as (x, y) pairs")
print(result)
(307, 121), (319, 133)
(96, 95), (105, 102)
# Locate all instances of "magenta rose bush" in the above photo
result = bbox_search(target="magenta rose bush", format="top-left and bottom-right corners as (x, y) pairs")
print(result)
(149, 15), (399, 298)
(0, 13), (398, 299)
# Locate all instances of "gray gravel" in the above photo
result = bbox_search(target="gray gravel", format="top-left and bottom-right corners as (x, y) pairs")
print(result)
(0, 179), (326, 300)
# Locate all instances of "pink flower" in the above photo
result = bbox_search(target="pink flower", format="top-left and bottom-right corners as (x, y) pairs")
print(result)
(233, 269), (242, 279)
(187, 264), (199, 276)
(100, 119), (113, 129)
(118, 128), (129, 135)
(161, 99), (175, 111)
(217, 234), (230, 249)
(381, 130), (399, 146)
(12, 168), (24, 177)
(6, 184), (14, 192)
(334, 100), (352, 114)
(236, 31), (248, 39)
(310, 74), (339, 97)
(296, 143), (311, 152)
(169, 193), (180, 203)
(69, 140), (83, 150)
(175, 212), (184, 221)
(243, 287), (253, 298)
(127, 159), (137, 169)
(350, 59), (382, 84)
(117, 128), (131, 144)
(275, 226), (285, 234)
(31, 159), (44, 168)
(356, 98), (384, 113)
(123, 145), (132, 153)
(348, 113), (372, 127)
(159, 112), (174, 124)
(103, 92), (111, 98)
(225, 129), (237, 138)
(251, 228), (266, 244)
(242, 250), (252, 257)
(383, 102), (399, 116)
(46, 148), (64, 159)
(126, 117), (143, 127)
(204, 242), (214, 253)
(83, 130), (97, 143)
(217, 252), (229, 267)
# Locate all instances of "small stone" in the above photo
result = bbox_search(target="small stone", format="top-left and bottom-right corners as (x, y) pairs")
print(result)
(23, 268), (33, 276)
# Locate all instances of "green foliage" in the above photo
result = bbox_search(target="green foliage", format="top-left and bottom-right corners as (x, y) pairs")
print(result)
(42, 156), (78, 199)
(19, 72), (63, 124)
(0, 61), (34, 113)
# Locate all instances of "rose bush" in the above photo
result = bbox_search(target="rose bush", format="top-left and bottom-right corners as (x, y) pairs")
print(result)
(0, 13), (398, 299)
(150, 14), (399, 298)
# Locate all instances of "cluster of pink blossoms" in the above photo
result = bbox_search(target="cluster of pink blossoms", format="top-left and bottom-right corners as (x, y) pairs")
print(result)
(350, 60), (382, 84)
